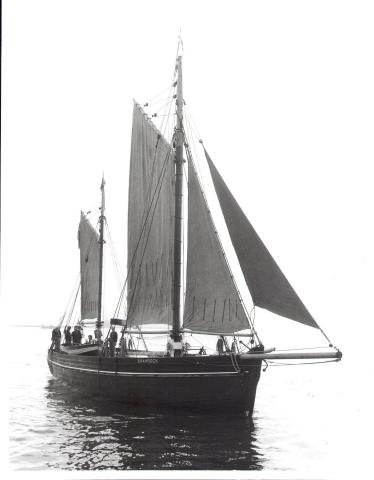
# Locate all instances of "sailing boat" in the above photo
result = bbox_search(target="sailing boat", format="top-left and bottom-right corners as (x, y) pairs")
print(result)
(47, 53), (342, 415)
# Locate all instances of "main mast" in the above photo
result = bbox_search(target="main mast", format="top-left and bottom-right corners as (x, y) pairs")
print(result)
(172, 55), (184, 342)
(97, 177), (105, 336)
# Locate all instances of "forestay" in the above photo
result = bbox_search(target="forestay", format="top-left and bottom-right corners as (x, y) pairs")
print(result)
(205, 150), (319, 329)
(127, 103), (175, 327)
(78, 212), (100, 319)
(183, 159), (250, 334)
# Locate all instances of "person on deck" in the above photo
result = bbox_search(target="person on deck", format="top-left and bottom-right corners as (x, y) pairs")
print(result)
(72, 326), (82, 345)
(109, 328), (118, 357)
(94, 327), (103, 345)
(64, 326), (72, 346)
(51, 327), (61, 352)
(128, 337), (134, 350)
(110, 327), (118, 346)
(166, 335), (173, 357)
(216, 336), (224, 355)
(103, 339), (110, 357)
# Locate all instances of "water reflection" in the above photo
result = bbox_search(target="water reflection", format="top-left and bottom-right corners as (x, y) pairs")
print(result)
(44, 377), (265, 470)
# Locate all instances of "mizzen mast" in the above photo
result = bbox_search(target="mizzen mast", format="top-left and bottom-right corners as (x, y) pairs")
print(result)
(172, 55), (184, 342)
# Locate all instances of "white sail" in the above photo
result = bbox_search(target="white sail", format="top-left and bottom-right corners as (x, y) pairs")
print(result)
(183, 158), (250, 334)
(205, 150), (319, 329)
(126, 103), (175, 327)
(78, 212), (100, 319)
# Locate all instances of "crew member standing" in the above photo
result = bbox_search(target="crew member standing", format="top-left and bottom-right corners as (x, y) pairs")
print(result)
(72, 326), (82, 345)
(94, 326), (103, 345)
(51, 327), (61, 352)
(216, 336), (224, 355)
(64, 326), (72, 345)
(109, 327), (118, 357)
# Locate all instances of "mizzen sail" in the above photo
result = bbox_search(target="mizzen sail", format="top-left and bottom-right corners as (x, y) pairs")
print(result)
(183, 159), (249, 334)
(78, 212), (100, 319)
(205, 150), (319, 329)
(127, 103), (175, 327)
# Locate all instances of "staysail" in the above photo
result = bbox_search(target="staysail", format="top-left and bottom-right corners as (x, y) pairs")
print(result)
(205, 150), (319, 329)
(127, 103), (175, 327)
(183, 159), (250, 333)
(78, 212), (100, 319)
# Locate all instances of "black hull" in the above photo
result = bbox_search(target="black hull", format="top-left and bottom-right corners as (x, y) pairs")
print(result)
(47, 351), (262, 414)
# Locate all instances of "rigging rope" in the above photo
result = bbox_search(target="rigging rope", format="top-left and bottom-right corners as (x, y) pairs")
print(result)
(151, 98), (176, 116)
(184, 110), (206, 190)
(275, 346), (335, 352)
(318, 327), (338, 350)
(249, 305), (256, 328)
(145, 85), (174, 105)
(143, 95), (175, 108)
(105, 219), (125, 292)
(230, 353), (241, 373)
(266, 359), (341, 367)
(159, 83), (177, 142)
(59, 271), (80, 327)
(184, 105), (203, 145)
(66, 283), (80, 328)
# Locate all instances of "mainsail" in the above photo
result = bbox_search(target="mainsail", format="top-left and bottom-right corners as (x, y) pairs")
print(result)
(78, 212), (100, 319)
(205, 150), (319, 329)
(183, 159), (250, 333)
(127, 103), (175, 327)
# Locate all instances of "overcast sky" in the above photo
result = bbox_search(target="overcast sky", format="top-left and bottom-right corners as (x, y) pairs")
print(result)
(2, 1), (374, 357)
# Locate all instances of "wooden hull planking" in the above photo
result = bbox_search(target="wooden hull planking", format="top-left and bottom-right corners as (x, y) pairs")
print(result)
(47, 350), (262, 414)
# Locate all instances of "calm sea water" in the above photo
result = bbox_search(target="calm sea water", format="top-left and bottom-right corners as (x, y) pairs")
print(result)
(8, 326), (353, 473)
